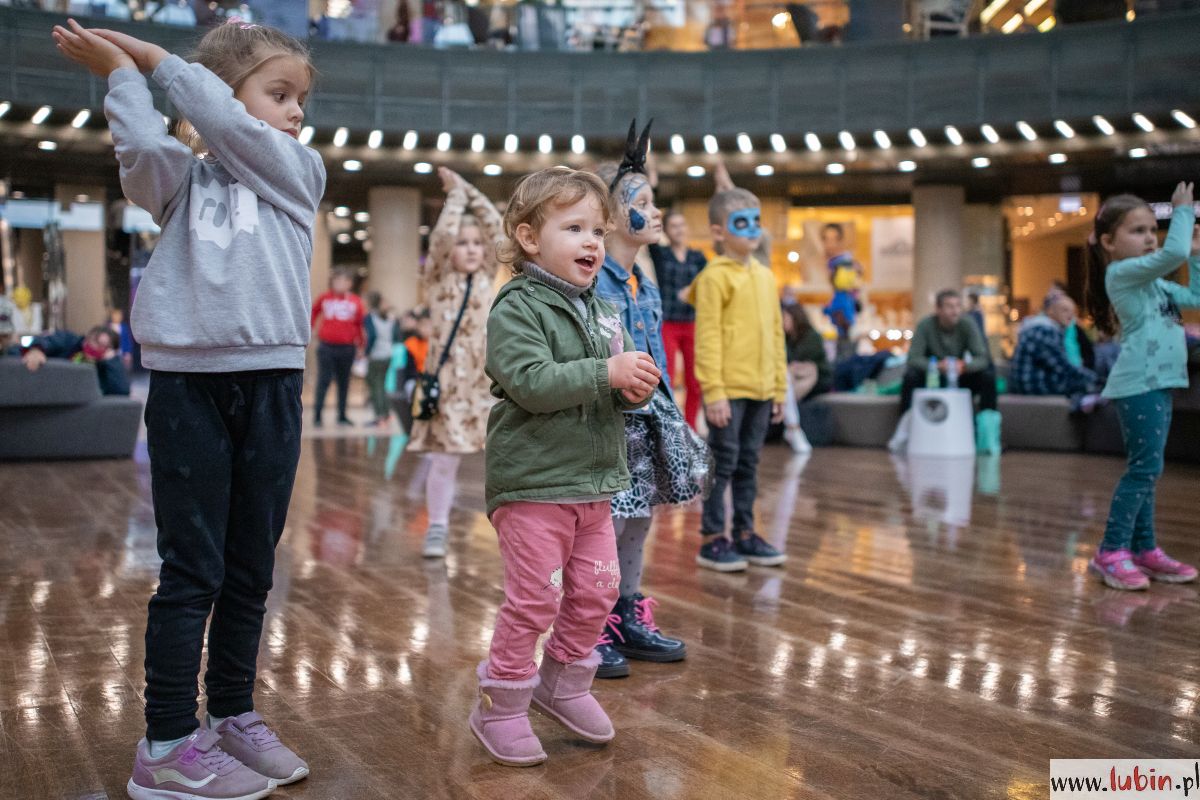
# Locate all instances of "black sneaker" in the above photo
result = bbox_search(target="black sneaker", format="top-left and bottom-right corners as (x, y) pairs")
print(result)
(733, 532), (787, 567)
(336, 417), (355, 427)
(696, 536), (749, 572)
(612, 594), (686, 662)
(594, 616), (630, 679)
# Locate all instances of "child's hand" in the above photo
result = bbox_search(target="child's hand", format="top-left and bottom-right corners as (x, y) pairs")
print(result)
(438, 167), (466, 195)
(607, 351), (660, 394)
(770, 402), (784, 424)
(621, 385), (654, 405)
(89, 27), (170, 73)
(53, 19), (135, 77)
(705, 399), (731, 428)
(1171, 181), (1194, 209)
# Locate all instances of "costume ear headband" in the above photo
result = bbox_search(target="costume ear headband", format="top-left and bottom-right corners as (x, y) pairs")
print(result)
(609, 118), (653, 193)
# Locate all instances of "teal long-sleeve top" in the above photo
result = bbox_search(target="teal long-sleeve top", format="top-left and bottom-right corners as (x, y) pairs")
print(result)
(1102, 205), (1200, 400)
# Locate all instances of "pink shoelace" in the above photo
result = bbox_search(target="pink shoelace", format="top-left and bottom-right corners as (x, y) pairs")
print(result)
(237, 717), (281, 749)
(634, 596), (661, 632)
(182, 730), (237, 773)
(595, 613), (624, 646)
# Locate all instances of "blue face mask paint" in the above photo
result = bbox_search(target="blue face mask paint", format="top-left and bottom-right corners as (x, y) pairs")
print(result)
(726, 208), (762, 239)
(621, 178), (649, 234)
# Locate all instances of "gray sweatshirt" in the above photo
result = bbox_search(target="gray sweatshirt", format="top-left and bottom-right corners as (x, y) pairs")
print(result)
(105, 55), (326, 371)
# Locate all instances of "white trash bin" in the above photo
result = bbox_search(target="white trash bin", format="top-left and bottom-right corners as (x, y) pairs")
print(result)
(908, 388), (976, 458)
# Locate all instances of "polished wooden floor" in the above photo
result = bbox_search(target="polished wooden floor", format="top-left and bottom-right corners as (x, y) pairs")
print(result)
(2, 437), (1198, 799)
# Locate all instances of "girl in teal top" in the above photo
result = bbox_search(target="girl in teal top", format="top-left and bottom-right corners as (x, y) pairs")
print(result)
(1084, 182), (1200, 590)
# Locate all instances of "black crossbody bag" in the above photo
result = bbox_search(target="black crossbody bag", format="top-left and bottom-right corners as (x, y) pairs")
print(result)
(412, 274), (473, 421)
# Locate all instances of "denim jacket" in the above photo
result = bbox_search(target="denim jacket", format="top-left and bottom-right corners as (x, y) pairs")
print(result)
(595, 255), (673, 413)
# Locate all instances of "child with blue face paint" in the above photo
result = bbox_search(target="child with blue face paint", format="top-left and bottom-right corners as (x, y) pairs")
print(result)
(690, 187), (790, 572)
(590, 123), (709, 679)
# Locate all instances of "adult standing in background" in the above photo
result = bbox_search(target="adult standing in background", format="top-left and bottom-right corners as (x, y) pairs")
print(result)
(649, 210), (707, 429)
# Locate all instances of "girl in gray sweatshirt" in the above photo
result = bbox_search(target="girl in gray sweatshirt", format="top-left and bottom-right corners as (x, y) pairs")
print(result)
(55, 17), (324, 799)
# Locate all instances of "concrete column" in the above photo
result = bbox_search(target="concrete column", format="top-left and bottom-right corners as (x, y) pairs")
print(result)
(963, 204), (1005, 282)
(367, 186), (422, 312)
(55, 185), (107, 334)
(912, 185), (965, 318)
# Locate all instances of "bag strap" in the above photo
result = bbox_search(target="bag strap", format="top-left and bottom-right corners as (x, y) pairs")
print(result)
(430, 273), (474, 375)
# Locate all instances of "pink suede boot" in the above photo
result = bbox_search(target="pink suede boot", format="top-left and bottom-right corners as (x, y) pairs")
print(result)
(531, 651), (614, 744)
(468, 661), (548, 767)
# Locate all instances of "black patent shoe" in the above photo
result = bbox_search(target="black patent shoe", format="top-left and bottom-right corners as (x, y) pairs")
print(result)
(595, 642), (630, 679)
(613, 594), (687, 662)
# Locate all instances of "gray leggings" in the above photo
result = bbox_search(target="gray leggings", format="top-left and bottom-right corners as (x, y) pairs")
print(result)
(614, 516), (652, 598)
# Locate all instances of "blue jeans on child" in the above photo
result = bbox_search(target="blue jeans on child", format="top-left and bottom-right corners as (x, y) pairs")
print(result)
(1100, 390), (1172, 553)
(143, 369), (303, 741)
(701, 399), (773, 535)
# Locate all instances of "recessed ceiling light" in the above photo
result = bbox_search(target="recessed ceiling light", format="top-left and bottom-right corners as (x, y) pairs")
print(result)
(755, 164), (774, 176)
(826, 162), (845, 175)
(1132, 113), (1155, 133)
(342, 159), (362, 172)
(37, 140), (57, 151)
(944, 125), (963, 146)
(403, 130), (418, 150)
(31, 105), (52, 125)
(1128, 147), (1148, 159)
(686, 165), (706, 178)
(770, 134), (787, 153)
(1016, 121), (1038, 141)
(1048, 152), (1067, 164)
(414, 162), (433, 173)
(908, 128), (927, 148)
(336, 232), (351, 244)
(334, 206), (350, 217)
(437, 132), (451, 152)
(483, 164), (502, 176)
(571, 135), (586, 155)
(538, 135), (552, 154)
(1171, 109), (1196, 129)
(367, 129), (383, 149)
(874, 130), (892, 149)
(898, 160), (917, 172)
(737, 133), (753, 154)
(671, 135), (685, 155)
(805, 133), (821, 152)
(71, 109), (90, 129)
(332, 127), (349, 147)
(504, 134), (518, 153)
(0, 101), (10, 120)
(838, 131), (856, 151)
(471, 134), (485, 153)
(1092, 115), (1115, 136)
(354, 211), (370, 222)
(972, 156), (990, 168)
(298, 126), (314, 145)
(703, 135), (719, 154)
(980, 124), (1000, 144)
(1054, 120), (1075, 138)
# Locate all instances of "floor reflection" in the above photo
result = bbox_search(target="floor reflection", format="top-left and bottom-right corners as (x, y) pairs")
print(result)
(0, 445), (1197, 798)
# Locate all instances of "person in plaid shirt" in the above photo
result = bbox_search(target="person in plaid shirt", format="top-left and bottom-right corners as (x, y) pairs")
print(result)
(1009, 293), (1098, 398)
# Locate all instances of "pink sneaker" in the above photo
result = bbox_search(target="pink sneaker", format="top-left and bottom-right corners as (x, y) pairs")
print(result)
(211, 712), (309, 786)
(1132, 548), (1199, 584)
(1088, 549), (1150, 591)
(127, 729), (276, 800)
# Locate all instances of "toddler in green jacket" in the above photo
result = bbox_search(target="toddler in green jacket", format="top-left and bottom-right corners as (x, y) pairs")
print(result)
(468, 168), (659, 767)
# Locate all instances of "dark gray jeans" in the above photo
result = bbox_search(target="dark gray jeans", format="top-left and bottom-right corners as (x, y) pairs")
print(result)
(701, 398), (772, 535)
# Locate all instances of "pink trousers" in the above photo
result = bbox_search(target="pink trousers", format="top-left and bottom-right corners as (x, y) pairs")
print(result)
(486, 501), (620, 681)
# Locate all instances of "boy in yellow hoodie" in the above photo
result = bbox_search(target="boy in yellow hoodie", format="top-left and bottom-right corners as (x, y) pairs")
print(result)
(691, 187), (789, 572)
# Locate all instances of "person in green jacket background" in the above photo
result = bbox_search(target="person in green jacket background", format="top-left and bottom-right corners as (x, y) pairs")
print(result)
(468, 168), (659, 768)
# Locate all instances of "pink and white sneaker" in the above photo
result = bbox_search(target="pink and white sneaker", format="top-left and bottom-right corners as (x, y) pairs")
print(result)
(1088, 549), (1150, 591)
(211, 712), (309, 786)
(1132, 548), (1199, 584)
(127, 728), (276, 800)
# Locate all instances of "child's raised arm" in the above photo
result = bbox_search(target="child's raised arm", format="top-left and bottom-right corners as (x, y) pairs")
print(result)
(1106, 182), (1195, 292)
(92, 27), (325, 227)
(54, 21), (194, 224)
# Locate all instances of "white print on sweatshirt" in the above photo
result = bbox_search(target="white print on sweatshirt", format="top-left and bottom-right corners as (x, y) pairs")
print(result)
(190, 180), (259, 250)
(321, 297), (360, 321)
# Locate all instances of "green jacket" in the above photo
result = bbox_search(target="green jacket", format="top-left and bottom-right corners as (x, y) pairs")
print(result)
(484, 273), (645, 514)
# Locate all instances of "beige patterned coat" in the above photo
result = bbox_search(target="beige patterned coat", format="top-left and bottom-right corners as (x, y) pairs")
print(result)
(407, 181), (502, 454)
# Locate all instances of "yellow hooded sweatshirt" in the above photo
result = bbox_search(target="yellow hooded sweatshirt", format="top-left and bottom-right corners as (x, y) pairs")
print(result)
(689, 254), (788, 405)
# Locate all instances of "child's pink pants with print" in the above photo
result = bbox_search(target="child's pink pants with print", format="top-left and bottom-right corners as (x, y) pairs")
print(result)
(486, 500), (620, 681)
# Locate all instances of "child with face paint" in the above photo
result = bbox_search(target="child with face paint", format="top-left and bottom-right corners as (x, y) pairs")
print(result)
(590, 121), (709, 679)
(409, 167), (504, 558)
(690, 188), (790, 572)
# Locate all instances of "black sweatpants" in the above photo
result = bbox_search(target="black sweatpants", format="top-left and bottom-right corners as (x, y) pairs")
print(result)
(142, 369), (302, 741)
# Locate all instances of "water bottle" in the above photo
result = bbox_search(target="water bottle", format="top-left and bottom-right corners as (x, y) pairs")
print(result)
(926, 356), (940, 389)
(946, 357), (959, 389)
